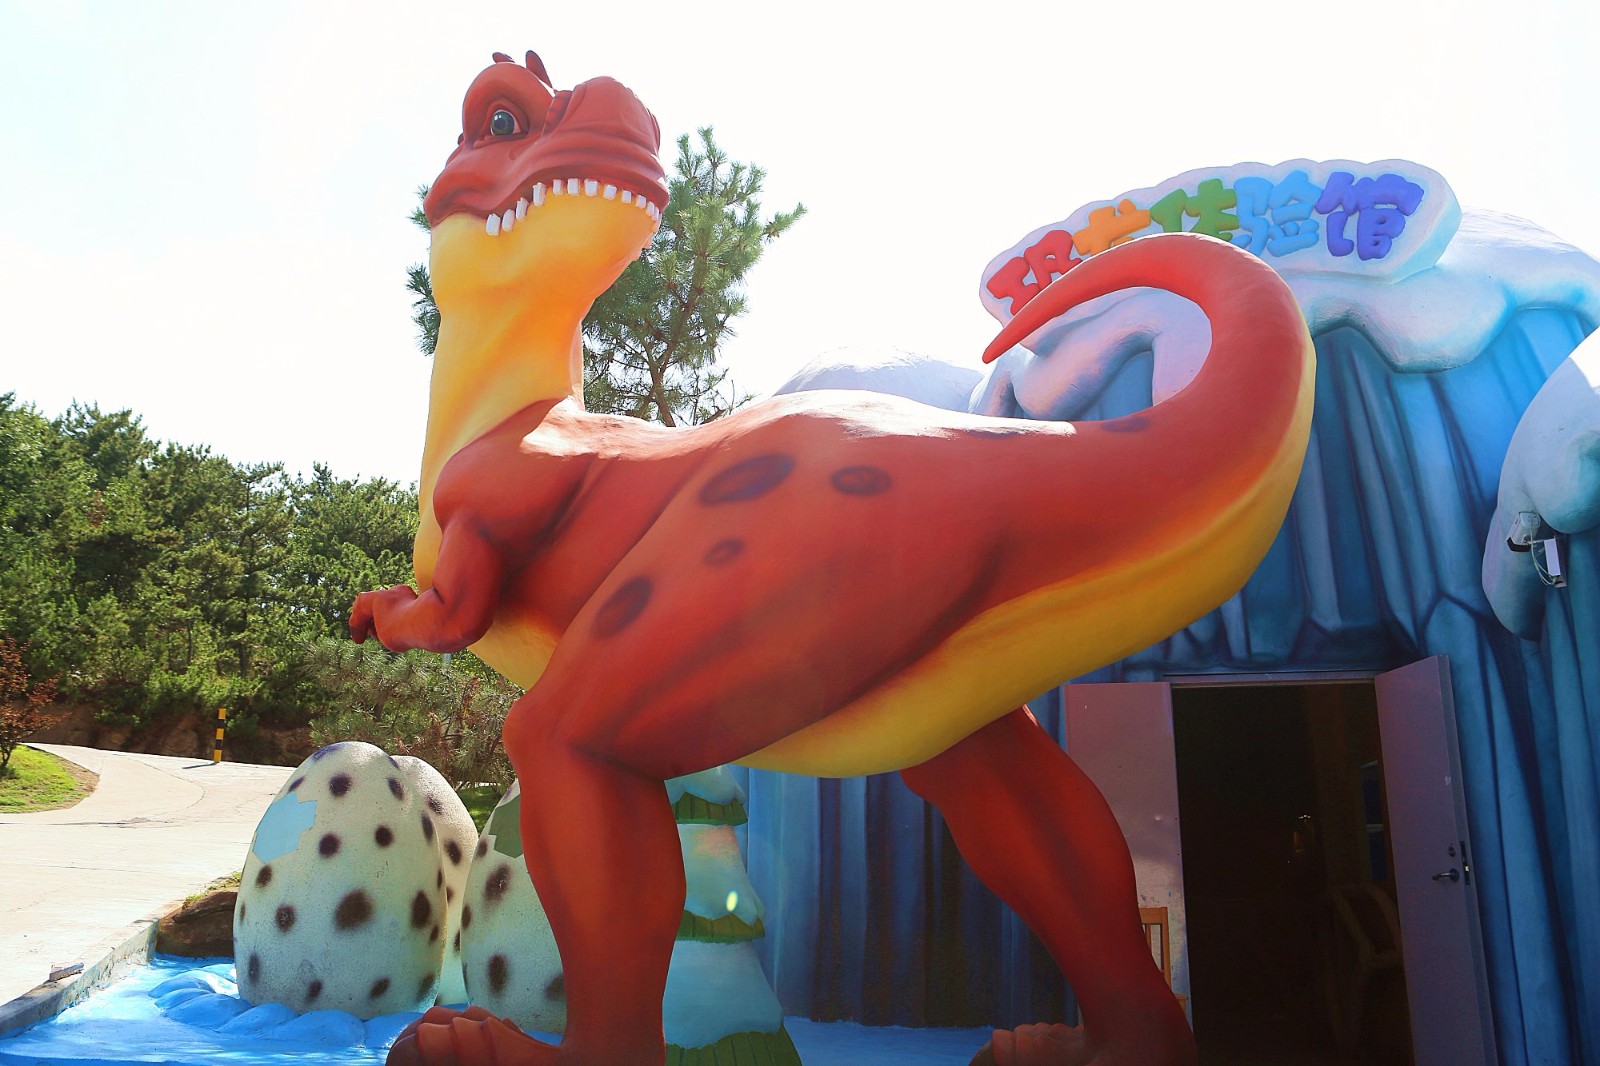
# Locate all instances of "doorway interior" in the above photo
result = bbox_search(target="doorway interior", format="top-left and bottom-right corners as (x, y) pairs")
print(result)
(1172, 681), (1414, 1066)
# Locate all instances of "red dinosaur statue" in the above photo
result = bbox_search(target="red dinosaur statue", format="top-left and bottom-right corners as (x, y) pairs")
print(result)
(352, 51), (1314, 1066)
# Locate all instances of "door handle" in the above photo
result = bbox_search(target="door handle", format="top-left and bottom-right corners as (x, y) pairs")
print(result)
(1432, 868), (1461, 883)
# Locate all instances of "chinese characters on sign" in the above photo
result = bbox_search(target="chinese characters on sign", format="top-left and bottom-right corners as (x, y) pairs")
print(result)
(985, 163), (1444, 316)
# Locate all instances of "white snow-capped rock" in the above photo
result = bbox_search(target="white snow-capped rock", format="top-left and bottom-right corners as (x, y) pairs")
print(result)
(1484, 331), (1600, 636)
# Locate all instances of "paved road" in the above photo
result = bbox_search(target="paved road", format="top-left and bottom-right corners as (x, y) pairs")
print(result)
(0, 745), (290, 1006)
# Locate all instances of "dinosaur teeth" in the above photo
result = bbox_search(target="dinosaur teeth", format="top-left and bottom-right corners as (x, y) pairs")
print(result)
(483, 179), (659, 232)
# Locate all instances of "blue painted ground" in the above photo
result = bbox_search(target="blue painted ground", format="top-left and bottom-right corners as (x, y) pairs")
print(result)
(0, 956), (990, 1065)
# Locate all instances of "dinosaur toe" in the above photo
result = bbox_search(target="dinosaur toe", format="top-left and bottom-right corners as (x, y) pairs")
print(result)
(386, 1005), (552, 1066)
(970, 1023), (1096, 1066)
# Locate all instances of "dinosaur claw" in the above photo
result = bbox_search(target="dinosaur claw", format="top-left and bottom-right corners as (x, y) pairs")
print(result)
(384, 1004), (553, 1065)
(971, 1024), (1096, 1066)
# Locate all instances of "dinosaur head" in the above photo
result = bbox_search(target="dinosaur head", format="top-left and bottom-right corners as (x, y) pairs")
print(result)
(424, 52), (668, 308)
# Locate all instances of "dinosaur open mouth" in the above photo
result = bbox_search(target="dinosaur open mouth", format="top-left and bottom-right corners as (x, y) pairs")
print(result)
(478, 176), (662, 238)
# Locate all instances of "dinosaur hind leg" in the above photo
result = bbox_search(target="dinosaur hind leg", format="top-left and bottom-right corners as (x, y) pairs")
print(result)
(390, 682), (685, 1066)
(503, 682), (685, 1065)
(900, 708), (1196, 1066)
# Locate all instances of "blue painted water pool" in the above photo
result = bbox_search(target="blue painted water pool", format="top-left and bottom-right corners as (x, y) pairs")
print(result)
(0, 955), (990, 1065)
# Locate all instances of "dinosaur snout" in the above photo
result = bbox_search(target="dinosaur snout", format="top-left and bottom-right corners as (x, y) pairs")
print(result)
(532, 77), (668, 211)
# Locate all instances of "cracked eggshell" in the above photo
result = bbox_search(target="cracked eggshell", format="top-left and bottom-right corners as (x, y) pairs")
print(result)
(234, 742), (453, 1019)
(459, 780), (567, 1034)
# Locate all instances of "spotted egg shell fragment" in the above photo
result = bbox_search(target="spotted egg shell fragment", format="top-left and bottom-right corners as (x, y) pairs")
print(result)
(459, 779), (568, 1034)
(233, 741), (469, 1019)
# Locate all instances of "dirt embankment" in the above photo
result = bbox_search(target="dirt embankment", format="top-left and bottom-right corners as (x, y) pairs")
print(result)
(27, 705), (314, 767)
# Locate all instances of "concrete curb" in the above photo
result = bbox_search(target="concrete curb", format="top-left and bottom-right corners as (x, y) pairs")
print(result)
(0, 910), (161, 1038)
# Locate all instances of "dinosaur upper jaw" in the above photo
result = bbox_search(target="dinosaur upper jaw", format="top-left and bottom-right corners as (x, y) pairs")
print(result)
(425, 66), (669, 228)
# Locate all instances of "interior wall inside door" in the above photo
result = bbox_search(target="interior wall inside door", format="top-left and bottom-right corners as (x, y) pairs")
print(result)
(1172, 682), (1413, 1066)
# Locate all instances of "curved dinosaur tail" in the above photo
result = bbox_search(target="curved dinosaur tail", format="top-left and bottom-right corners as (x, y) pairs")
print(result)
(977, 232), (1317, 680)
(736, 234), (1315, 778)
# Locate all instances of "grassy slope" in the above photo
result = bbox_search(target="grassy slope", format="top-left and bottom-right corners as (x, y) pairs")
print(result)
(0, 745), (97, 812)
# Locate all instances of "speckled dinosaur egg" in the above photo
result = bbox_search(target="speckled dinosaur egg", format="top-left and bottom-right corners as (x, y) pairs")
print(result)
(233, 741), (467, 1019)
(391, 755), (477, 1006)
(458, 780), (568, 1034)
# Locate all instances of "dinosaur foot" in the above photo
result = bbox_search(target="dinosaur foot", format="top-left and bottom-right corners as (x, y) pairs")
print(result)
(387, 1005), (554, 1066)
(969, 1024), (1096, 1066)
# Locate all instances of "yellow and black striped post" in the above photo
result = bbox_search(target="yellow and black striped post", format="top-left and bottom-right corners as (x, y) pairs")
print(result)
(212, 708), (227, 763)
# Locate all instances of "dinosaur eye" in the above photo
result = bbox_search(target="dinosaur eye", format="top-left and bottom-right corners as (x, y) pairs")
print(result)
(489, 109), (519, 136)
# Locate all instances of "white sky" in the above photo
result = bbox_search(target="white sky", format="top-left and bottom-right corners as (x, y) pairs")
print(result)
(3, 0), (1596, 485)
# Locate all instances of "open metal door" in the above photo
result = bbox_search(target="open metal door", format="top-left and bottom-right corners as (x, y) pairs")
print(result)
(1062, 682), (1190, 1011)
(1375, 657), (1498, 1065)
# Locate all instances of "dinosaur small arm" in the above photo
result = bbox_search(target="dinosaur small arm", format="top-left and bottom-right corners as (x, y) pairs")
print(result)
(352, 50), (1314, 1066)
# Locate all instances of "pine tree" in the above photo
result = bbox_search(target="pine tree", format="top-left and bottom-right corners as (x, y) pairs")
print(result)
(584, 128), (805, 426)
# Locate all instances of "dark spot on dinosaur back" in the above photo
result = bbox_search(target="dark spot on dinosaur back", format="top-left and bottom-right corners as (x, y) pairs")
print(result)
(274, 904), (296, 932)
(410, 891), (432, 929)
(287, 776), (304, 792)
(703, 538), (744, 566)
(545, 974), (564, 1000)
(247, 953), (260, 983)
(593, 577), (652, 638)
(311, 744), (343, 761)
(427, 795), (444, 815)
(334, 890), (374, 930)
(453, 930), (461, 953)
(446, 886), (455, 903)
(238, 902), (246, 922)
(375, 825), (393, 847)
(329, 773), (352, 797)
(318, 833), (340, 858)
(699, 453), (794, 505)
(462, 905), (473, 930)
(485, 864), (512, 905)
(1101, 414), (1150, 432)
(417, 972), (434, 999)
(428, 923), (439, 943)
(388, 777), (405, 801)
(445, 840), (463, 865)
(831, 465), (892, 496)
(488, 954), (509, 994)
(420, 812), (434, 841)
(306, 979), (322, 1004)
(369, 977), (390, 999)
(475, 839), (488, 859)
(436, 868), (443, 889)
(255, 865), (273, 888)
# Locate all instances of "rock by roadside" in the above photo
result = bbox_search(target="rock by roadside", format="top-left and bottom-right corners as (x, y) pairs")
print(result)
(26, 705), (312, 767)
(156, 890), (237, 959)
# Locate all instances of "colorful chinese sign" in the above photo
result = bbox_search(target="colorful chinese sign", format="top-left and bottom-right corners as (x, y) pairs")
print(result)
(981, 160), (1461, 320)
